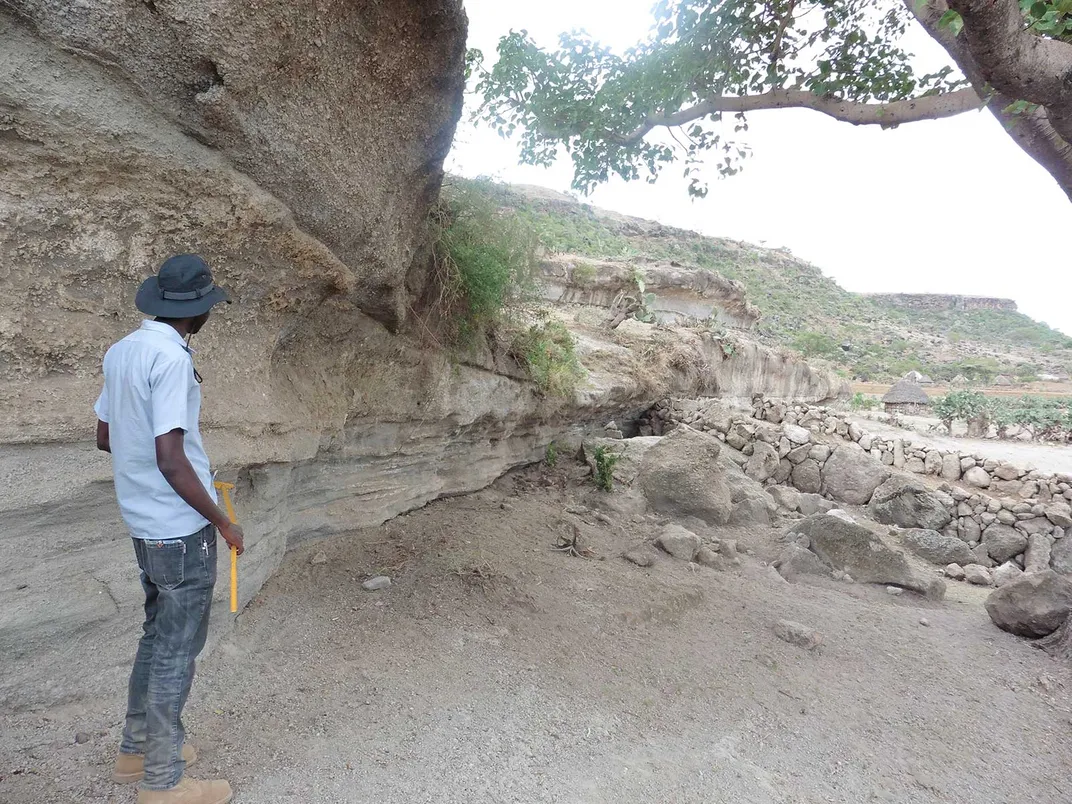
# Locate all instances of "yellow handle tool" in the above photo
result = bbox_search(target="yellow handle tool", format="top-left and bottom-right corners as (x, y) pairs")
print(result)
(214, 481), (239, 613)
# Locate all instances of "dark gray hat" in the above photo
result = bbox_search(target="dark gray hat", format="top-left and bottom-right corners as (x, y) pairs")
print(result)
(135, 254), (230, 318)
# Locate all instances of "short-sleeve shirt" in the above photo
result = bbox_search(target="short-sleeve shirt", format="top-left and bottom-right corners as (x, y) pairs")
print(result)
(94, 320), (217, 540)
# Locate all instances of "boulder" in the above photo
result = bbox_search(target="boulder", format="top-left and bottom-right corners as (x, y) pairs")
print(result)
(924, 451), (944, 476)
(787, 444), (812, 464)
(798, 493), (835, 516)
(984, 570), (1072, 637)
(992, 561), (1024, 588)
(900, 529), (975, 567)
(768, 486), (802, 513)
(783, 424), (811, 445)
(994, 464), (1021, 481)
(773, 543), (833, 582)
(730, 497), (773, 527)
(583, 436), (661, 486)
(655, 524), (701, 561)
(869, 476), (953, 531)
(963, 564), (993, 586)
(808, 444), (832, 463)
(848, 422), (863, 442)
(1020, 536), (1054, 574)
(904, 457), (926, 474)
(791, 460), (822, 494)
(820, 443), (891, 505)
(793, 514), (945, 598)
(963, 467), (992, 488)
(940, 453), (962, 482)
(637, 426), (733, 525)
(744, 441), (780, 483)
(982, 524), (1029, 564)
(971, 543), (996, 568)
(773, 459), (793, 484)
(960, 516), (982, 544)
(623, 543), (661, 567)
(1051, 535), (1072, 574)
(1046, 503), (1072, 528)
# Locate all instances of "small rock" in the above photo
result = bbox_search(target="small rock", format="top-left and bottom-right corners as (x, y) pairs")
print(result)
(919, 617), (930, 627)
(944, 563), (966, 580)
(992, 561), (1024, 588)
(963, 564), (993, 586)
(886, 586), (904, 596)
(310, 551), (328, 565)
(595, 513), (614, 526)
(694, 546), (726, 569)
(964, 467), (991, 488)
(74, 732), (91, 745)
(655, 524), (701, 561)
(362, 576), (392, 592)
(623, 544), (659, 568)
(772, 619), (823, 650)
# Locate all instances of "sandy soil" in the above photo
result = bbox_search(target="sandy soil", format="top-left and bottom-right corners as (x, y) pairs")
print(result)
(3, 462), (1072, 804)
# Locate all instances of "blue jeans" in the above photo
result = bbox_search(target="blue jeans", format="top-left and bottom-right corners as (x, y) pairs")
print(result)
(120, 525), (217, 790)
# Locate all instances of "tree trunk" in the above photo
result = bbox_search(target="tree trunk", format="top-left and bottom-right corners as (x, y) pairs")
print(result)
(1033, 615), (1072, 660)
(604, 294), (640, 330)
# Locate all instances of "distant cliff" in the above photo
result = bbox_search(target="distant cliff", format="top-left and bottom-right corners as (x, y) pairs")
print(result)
(866, 294), (1017, 313)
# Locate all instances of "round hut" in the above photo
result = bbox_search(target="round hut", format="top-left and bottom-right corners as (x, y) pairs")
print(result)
(902, 370), (925, 383)
(951, 374), (969, 386)
(882, 379), (931, 415)
(993, 374), (1013, 386)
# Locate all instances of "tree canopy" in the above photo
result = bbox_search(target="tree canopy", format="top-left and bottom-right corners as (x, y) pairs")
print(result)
(472, 1), (1072, 200)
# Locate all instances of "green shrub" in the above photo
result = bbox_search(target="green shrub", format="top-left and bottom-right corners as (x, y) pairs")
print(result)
(592, 445), (620, 492)
(510, 320), (586, 398)
(545, 441), (559, 467)
(850, 392), (876, 411)
(792, 331), (839, 359)
(572, 262), (598, 285)
(431, 179), (539, 344)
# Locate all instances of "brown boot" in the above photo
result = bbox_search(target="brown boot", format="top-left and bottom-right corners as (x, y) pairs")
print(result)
(136, 777), (232, 804)
(113, 744), (198, 784)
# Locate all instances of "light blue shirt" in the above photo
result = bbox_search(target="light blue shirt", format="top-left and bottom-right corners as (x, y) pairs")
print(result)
(94, 320), (217, 540)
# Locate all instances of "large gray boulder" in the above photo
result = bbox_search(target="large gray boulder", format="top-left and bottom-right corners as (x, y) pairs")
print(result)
(982, 524), (1029, 564)
(1051, 536), (1072, 574)
(869, 476), (952, 531)
(900, 528), (975, 567)
(984, 571), (1072, 637)
(637, 426), (732, 525)
(744, 440), (780, 483)
(821, 443), (891, 505)
(791, 460), (822, 494)
(794, 514), (946, 598)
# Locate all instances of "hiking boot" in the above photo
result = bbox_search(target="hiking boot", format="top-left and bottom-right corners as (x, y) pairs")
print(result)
(113, 744), (198, 784)
(136, 777), (232, 804)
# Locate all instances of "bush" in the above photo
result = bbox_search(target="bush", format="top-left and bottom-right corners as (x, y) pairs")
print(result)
(510, 320), (586, 398)
(792, 331), (839, 359)
(430, 179), (539, 344)
(592, 445), (620, 492)
(850, 392), (876, 411)
(545, 441), (559, 467)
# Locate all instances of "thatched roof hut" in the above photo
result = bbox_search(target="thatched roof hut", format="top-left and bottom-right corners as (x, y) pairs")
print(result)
(918, 374), (935, 385)
(903, 370), (925, 382)
(951, 374), (969, 385)
(993, 374), (1013, 386)
(882, 379), (930, 415)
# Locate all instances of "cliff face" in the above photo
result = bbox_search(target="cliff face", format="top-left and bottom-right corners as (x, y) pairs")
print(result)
(866, 294), (1018, 313)
(0, 5), (847, 709)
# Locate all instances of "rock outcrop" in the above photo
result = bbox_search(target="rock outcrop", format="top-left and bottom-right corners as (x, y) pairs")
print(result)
(793, 514), (946, 599)
(985, 571), (1072, 637)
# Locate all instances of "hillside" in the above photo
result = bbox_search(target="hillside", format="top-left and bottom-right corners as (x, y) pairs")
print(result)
(465, 179), (1072, 383)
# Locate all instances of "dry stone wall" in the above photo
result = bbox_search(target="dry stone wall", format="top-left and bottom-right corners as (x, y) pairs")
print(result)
(643, 397), (1072, 577)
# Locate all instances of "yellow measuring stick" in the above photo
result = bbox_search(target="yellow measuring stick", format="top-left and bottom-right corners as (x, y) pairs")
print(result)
(214, 481), (239, 613)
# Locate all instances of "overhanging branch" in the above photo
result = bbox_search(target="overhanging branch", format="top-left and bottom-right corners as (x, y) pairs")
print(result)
(609, 88), (983, 146)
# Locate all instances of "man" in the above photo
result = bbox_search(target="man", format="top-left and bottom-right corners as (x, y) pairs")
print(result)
(95, 254), (244, 804)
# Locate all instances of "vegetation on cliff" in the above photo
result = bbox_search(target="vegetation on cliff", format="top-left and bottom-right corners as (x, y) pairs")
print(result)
(456, 177), (1071, 383)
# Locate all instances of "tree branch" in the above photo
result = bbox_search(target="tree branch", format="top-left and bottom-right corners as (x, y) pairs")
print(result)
(609, 87), (984, 146)
(909, 0), (1072, 201)
(947, 0), (1072, 143)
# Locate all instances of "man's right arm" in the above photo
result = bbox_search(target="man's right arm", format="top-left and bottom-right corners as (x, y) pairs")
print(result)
(155, 428), (245, 555)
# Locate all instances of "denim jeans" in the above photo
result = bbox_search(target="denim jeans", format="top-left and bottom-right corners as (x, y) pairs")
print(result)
(120, 525), (217, 790)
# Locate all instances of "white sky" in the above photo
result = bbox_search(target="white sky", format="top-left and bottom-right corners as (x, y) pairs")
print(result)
(449, 0), (1071, 336)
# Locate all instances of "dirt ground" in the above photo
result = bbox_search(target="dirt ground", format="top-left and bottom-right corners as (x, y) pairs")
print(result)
(853, 382), (1072, 400)
(3, 462), (1072, 804)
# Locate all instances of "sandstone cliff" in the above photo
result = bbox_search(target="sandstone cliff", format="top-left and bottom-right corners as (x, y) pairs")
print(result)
(0, 5), (845, 709)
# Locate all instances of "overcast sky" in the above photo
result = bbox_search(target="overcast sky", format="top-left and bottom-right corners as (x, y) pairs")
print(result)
(449, 0), (1071, 337)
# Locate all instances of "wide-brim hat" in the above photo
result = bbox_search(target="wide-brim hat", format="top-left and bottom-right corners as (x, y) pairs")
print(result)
(135, 253), (231, 318)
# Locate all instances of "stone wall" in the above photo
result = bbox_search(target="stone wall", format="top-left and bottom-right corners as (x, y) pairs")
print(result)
(643, 397), (1072, 578)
